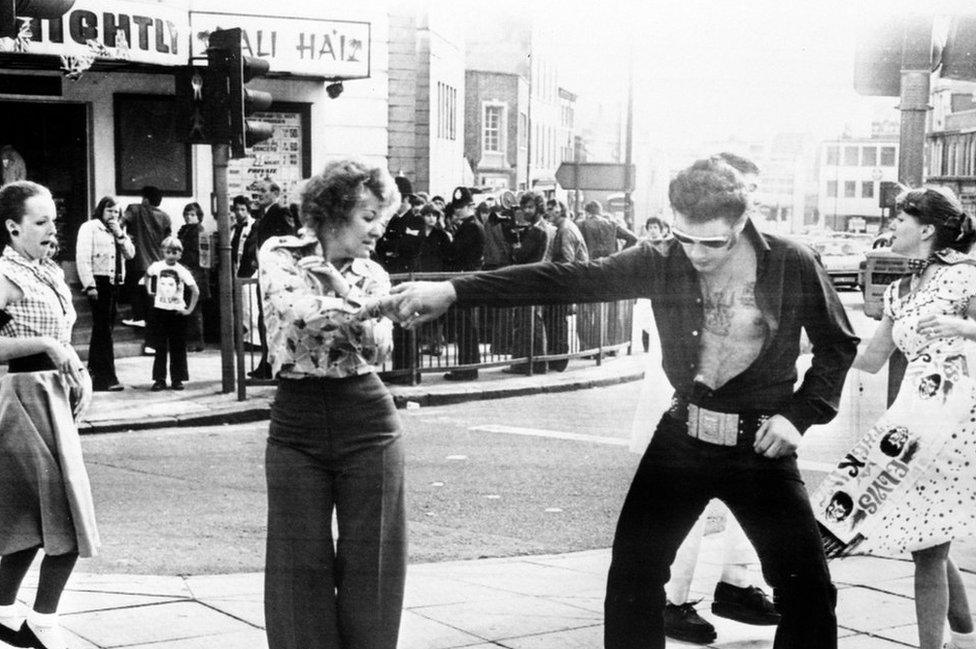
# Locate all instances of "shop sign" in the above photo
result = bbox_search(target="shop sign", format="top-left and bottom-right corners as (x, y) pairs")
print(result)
(190, 12), (370, 79)
(12, 0), (189, 67)
(227, 110), (305, 206)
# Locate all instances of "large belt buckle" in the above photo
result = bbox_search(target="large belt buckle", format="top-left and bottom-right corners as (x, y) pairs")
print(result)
(687, 404), (739, 446)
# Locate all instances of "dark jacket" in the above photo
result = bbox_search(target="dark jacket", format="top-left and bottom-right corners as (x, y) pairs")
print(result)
(450, 219), (859, 433)
(511, 223), (548, 265)
(416, 227), (452, 273)
(447, 216), (486, 272)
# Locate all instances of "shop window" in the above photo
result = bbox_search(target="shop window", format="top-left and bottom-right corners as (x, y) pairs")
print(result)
(114, 94), (191, 196)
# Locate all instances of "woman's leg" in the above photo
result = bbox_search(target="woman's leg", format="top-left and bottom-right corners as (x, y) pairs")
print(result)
(913, 542), (952, 649)
(33, 552), (78, 614)
(264, 437), (338, 649)
(0, 547), (39, 605)
(947, 556), (974, 634)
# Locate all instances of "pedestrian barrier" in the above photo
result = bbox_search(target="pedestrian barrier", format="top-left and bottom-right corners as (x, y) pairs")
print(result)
(233, 273), (635, 396)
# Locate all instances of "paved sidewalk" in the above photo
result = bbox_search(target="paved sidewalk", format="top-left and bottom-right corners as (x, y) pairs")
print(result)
(1, 531), (931, 648)
(63, 349), (646, 434)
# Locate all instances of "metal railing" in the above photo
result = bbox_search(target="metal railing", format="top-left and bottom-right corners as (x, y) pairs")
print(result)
(234, 272), (634, 398)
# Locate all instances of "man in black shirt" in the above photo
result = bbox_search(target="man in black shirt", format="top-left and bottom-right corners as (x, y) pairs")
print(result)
(378, 158), (858, 649)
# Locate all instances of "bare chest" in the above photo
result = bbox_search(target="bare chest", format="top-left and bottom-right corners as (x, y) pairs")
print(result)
(695, 272), (768, 390)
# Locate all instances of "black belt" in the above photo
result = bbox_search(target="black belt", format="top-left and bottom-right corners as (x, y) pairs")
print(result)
(667, 396), (772, 446)
(7, 353), (57, 373)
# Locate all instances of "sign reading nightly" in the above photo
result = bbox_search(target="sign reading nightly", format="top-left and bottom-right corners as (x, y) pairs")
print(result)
(190, 13), (370, 79)
(13, 0), (189, 67)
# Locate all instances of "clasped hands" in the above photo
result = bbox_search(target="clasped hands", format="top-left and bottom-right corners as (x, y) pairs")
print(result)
(357, 281), (457, 328)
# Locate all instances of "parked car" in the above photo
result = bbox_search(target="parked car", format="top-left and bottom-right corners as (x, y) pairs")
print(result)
(805, 235), (873, 290)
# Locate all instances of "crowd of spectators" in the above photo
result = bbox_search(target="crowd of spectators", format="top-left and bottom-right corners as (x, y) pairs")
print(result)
(373, 177), (641, 382)
(72, 173), (654, 390)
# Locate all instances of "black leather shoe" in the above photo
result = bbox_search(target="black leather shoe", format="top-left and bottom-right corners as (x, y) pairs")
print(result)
(443, 370), (477, 381)
(663, 601), (716, 644)
(711, 582), (780, 625)
(0, 621), (26, 647)
(150, 381), (167, 392)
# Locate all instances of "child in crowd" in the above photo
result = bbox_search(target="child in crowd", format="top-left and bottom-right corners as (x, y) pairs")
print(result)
(144, 236), (199, 391)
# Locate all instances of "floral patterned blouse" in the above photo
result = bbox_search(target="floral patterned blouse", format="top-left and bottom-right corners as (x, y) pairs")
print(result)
(258, 233), (393, 379)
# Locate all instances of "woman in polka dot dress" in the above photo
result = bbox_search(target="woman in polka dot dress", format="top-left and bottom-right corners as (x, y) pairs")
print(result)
(813, 186), (976, 649)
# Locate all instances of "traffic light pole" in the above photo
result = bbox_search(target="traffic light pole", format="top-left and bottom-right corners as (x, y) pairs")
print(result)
(212, 143), (235, 394)
(886, 61), (931, 406)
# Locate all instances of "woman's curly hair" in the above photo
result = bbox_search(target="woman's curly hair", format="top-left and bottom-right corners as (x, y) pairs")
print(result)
(300, 160), (400, 231)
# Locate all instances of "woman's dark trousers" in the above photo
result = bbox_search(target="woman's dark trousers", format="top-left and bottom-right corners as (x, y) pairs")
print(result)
(264, 374), (407, 649)
(86, 275), (120, 388)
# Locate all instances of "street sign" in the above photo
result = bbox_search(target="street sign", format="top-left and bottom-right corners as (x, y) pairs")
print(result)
(555, 162), (635, 191)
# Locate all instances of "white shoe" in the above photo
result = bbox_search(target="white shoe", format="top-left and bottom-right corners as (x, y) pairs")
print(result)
(122, 318), (146, 328)
(143, 346), (156, 355)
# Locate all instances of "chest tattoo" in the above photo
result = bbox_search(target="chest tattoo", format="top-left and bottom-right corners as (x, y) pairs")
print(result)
(702, 282), (758, 337)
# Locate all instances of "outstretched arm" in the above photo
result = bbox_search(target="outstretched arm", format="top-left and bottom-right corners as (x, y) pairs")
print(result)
(852, 317), (895, 374)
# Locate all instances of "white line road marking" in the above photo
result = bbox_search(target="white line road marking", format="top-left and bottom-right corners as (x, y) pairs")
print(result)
(469, 424), (629, 446)
(468, 423), (838, 473)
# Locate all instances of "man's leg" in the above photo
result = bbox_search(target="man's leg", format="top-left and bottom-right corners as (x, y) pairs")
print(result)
(711, 510), (779, 626)
(605, 417), (712, 649)
(720, 453), (837, 649)
(663, 513), (717, 644)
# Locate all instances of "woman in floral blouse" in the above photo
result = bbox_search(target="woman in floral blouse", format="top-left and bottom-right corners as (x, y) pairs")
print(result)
(258, 160), (403, 649)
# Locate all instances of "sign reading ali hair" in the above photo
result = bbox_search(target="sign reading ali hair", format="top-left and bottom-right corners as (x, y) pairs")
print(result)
(190, 12), (370, 79)
(9, 0), (189, 66)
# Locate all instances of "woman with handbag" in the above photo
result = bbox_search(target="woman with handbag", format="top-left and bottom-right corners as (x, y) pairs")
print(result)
(0, 180), (97, 649)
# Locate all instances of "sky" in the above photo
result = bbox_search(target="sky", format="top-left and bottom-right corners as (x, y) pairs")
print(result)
(508, 0), (964, 147)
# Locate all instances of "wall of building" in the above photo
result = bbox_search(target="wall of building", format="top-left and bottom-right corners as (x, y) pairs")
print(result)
(464, 70), (520, 188)
(420, 8), (465, 195)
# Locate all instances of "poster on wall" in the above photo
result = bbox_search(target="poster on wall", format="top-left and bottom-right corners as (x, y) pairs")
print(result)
(227, 110), (304, 206)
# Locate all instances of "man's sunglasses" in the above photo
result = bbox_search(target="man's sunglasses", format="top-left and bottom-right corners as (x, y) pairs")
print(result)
(671, 227), (736, 249)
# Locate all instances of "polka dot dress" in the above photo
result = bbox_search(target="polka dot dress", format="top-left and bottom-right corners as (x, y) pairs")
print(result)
(860, 261), (976, 555)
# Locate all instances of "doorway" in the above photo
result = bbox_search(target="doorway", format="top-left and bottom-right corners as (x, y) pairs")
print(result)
(0, 101), (88, 272)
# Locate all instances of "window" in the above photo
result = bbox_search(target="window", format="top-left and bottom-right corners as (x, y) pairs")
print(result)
(861, 146), (877, 166)
(825, 146), (839, 165)
(881, 146), (896, 166)
(844, 181), (856, 197)
(862, 181), (874, 198)
(436, 82), (457, 140)
(951, 93), (976, 113)
(114, 93), (191, 196)
(483, 105), (503, 152)
(826, 180), (838, 197)
(843, 146), (859, 166)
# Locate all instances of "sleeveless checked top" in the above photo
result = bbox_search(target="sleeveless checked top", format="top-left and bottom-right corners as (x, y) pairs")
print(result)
(0, 247), (75, 347)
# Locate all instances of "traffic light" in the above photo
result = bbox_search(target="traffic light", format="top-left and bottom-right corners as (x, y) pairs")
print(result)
(174, 65), (221, 144)
(0, 0), (75, 38)
(207, 28), (274, 159)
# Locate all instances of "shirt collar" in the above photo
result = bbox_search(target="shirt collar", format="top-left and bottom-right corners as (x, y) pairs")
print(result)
(2, 245), (45, 269)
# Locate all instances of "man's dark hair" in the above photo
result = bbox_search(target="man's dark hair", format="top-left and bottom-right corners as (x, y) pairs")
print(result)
(668, 157), (749, 225)
(715, 151), (760, 176)
(584, 200), (602, 215)
(141, 185), (163, 207)
(231, 195), (251, 208)
(645, 216), (666, 230)
(431, 195), (444, 204)
(519, 191), (545, 214)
